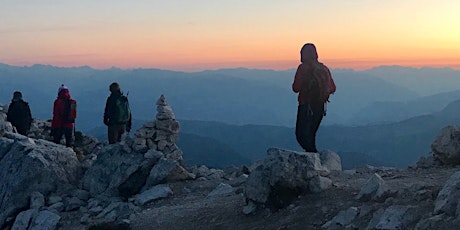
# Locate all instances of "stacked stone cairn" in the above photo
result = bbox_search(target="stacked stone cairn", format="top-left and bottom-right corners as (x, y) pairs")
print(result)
(132, 94), (182, 162)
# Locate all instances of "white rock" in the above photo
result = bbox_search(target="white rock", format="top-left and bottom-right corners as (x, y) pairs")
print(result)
(134, 184), (173, 206)
(208, 183), (234, 197)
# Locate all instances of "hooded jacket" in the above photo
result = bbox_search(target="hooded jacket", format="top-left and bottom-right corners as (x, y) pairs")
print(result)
(292, 44), (336, 106)
(7, 96), (32, 134)
(51, 88), (75, 129)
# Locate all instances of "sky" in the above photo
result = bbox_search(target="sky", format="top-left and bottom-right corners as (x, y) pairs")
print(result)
(1, 0), (459, 71)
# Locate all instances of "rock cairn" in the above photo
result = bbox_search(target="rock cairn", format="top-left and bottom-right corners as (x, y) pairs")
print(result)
(132, 95), (182, 161)
(81, 95), (193, 223)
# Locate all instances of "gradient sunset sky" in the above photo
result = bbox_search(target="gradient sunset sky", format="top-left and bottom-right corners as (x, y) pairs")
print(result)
(1, 0), (459, 71)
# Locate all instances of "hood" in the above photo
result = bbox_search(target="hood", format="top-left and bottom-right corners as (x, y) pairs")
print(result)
(300, 43), (318, 63)
(58, 88), (71, 99)
(12, 91), (23, 102)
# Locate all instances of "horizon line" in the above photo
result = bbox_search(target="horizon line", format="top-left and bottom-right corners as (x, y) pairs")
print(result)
(0, 61), (459, 73)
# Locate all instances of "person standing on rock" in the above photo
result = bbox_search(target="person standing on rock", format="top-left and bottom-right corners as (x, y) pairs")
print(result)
(51, 84), (76, 147)
(7, 91), (33, 136)
(103, 82), (132, 144)
(292, 43), (336, 152)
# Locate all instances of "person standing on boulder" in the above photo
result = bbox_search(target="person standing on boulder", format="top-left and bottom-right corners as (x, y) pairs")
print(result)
(7, 91), (33, 136)
(51, 84), (76, 147)
(103, 82), (132, 144)
(292, 43), (336, 152)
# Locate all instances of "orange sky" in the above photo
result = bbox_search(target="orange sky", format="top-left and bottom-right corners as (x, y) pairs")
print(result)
(1, 1), (459, 71)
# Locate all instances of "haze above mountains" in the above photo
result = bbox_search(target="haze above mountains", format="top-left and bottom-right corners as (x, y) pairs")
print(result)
(1, 63), (460, 168)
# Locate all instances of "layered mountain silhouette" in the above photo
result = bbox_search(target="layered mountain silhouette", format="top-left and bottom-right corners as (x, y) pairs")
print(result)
(2, 63), (460, 168)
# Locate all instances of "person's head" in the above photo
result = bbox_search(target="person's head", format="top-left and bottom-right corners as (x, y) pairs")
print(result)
(109, 82), (121, 93)
(58, 84), (71, 99)
(300, 43), (318, 63)
(12, 91), (23, 101)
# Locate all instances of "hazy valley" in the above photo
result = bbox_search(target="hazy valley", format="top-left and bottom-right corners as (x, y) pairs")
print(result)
(2, 63), (460, 168)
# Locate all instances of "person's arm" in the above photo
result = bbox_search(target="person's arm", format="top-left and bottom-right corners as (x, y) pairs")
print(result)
(126, 99), (132, 132)
(51, 100), (61, 129)
(103, 97), (111, 126)
(292, 64), (306, 93)
(26, 103), (32, 128)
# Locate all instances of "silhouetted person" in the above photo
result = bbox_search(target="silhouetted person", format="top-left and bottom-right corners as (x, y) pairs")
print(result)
(104, 82), (132, 144)
(7, 91), (32, 135)
(292, 43), (336, 152)
(51, 84), (76, 147)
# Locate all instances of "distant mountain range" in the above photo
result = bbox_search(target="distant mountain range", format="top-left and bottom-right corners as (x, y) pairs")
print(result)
(2, 63), (460, 131)
(2, 63), (460, 168)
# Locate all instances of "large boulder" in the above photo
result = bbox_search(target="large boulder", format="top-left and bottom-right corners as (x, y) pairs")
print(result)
(434, 171), (460, 216)
(431, 126), (460, 165)
(244, 148), (333, 211)
(0, 104), (14, 136)
(82, 144), (158, 198)
(0, 133), (81, 229)
(83, 95), (192, 199)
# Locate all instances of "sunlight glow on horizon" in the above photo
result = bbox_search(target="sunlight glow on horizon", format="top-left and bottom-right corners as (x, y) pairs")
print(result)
(1, 0), (459, 72)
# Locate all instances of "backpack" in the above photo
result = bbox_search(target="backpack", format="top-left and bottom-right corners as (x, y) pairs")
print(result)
(310, 62), (335, 103)
(113, 95), (130, 123)
(63, 99), (77, 123)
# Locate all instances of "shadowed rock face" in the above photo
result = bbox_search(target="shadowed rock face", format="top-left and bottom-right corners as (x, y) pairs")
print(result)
(244, 148), (337, 211)
(431, 125), (460, 165)
(0, 133), (81, 229)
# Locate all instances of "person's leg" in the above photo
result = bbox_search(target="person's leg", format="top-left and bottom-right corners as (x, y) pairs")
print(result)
(53, 128), (64, 144)
(116, 124), (126, 143)
(64, 127), (73, 147)
(295, 104), (310, 151)
(306, 105), (325, 153)
(108, 125), (117, 144)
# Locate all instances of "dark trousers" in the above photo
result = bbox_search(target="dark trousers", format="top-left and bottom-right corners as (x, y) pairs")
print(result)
(295, 104), (324, 153)
(53, 127), (74, 147)
(108, 124), (126, 144)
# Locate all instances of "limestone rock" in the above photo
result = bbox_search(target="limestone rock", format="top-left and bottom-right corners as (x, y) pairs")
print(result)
(431, 126), (460, 165)
(0, 135), (81, 229)
(208, 183), (235, 197)
(144, 158), (194, 189)
(356, 173), (389, 202)
(367, 205), (417, 230)
(322, 207), (358, 229)
(30, 192), (45, 209)
(82, 144), (155, 197)
(320, 150), (342, 172)
(434, 171), (460, 216)
(309, 175), (332, 194)
(133, 184), (173, 206)
(30, 210), (61, 230)
(244, 148), (334, 209)
(11, 209), (38, 230)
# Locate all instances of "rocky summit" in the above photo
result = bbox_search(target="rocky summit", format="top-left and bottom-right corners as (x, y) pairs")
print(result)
(1, 97), (460, 230)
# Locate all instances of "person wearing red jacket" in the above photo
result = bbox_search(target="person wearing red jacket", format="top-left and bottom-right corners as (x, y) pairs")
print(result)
(51, 85), (75, 147)
(292, 43), (336, 153)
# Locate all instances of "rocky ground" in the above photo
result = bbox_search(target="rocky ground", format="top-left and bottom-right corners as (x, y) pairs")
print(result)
(3, 100), (460, 230)
(125, 165), (458, 229)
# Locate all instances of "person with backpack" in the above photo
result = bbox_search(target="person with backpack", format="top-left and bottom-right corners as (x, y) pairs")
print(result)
(51, 84), (76, 147)
(7, 91), (33, 136)
(104, 82), (132, 144)
(292, 43), (336, 153)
